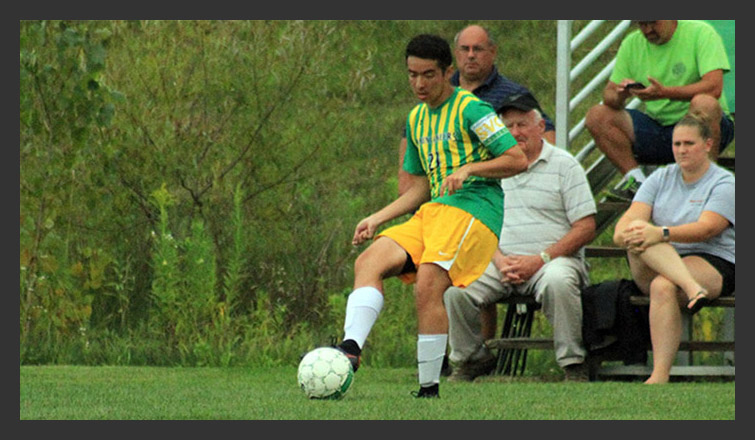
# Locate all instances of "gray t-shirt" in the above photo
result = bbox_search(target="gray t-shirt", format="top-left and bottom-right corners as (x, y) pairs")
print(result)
(500, 140), (597, 259)
(634, 163), (735, 264)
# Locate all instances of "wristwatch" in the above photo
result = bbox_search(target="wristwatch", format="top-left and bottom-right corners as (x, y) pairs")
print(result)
(540, 251), (552, 264)
(661, 226), (670, 242)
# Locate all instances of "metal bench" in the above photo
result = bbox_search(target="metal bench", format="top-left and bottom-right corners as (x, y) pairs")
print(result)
(485, 290), (735, 380)
(486, 295), (542, 376)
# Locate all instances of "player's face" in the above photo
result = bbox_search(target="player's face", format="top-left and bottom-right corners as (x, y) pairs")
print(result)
(454, 27), (496, 82)
(500, 108), (545, 155)
(637, 20), (676, 45)
(672, 125), (711, 170)
(407, 56), (452, 108)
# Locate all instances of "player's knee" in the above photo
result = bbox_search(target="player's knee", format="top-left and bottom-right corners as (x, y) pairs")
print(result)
(353, 250), (373, 275)
(354, 246), (393, 278)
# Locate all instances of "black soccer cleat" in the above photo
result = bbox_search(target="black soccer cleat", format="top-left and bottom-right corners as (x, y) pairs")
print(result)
(411, 383), (440, 398)
(334, 340), (361, 373)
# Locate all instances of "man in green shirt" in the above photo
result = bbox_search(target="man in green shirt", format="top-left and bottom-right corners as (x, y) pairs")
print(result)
(335, 34), (527, 398)
(585, 20), (734, 200)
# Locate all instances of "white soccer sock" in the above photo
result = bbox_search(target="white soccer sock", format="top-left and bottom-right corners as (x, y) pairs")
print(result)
(417, 334), (448, 387)
(625, 167), (647, 183)
(343, 286), (384, 349)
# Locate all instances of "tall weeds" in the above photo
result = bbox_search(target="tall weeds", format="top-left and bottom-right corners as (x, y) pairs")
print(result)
(19, 20), (732, 370)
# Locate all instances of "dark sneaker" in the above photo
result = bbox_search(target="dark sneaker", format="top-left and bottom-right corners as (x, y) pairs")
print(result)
(334, 340), (361, 373)
(411, 383), (440, 398)
(447, 354), (497, 382)
(563, 362), (589, 382)
(606, 176), (641, 202)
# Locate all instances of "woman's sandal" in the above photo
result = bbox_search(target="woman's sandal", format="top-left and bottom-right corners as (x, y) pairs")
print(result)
(687, 290), (711, 315)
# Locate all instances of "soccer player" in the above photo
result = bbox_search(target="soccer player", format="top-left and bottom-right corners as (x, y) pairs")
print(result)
(335, 34), (527, 398)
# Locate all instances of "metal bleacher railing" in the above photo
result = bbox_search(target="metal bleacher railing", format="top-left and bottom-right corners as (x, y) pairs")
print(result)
(556, 20), (638, 235)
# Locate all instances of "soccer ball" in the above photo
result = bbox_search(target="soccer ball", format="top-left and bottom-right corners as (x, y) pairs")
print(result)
(297, 347), (354, 399)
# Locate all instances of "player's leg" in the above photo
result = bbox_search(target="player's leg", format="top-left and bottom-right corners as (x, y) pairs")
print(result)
(413, 262), (452, 397)
(411, 204), (499, 396)
(338, 236), (412, 371)
(480, 304), (497, 340)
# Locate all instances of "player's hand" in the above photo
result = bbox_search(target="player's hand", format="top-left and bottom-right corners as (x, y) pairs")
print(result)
(352, 216), (379, 245)
(440, 166), (470, 196)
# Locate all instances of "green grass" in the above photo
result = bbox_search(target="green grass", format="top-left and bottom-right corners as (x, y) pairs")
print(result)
(20, 366), (734, 420)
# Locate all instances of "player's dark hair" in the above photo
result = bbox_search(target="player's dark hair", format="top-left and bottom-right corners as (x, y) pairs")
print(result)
(405, 34), (453, 71)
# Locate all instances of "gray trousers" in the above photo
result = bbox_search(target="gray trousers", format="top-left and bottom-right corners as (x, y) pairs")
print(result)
(444, 257), (589, 368)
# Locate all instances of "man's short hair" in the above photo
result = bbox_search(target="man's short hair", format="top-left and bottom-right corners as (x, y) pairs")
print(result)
(453, 25), (498, 49)
(405, 34), (453, 71)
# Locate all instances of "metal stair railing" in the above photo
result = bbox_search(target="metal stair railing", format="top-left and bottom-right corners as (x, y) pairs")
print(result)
(556, 20), (639, 236)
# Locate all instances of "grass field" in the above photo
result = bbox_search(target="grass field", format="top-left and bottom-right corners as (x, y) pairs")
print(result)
(20, 365), (734, 420)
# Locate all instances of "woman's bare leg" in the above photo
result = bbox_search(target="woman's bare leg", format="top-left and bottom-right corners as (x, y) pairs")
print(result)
(627, 246), (725, 384)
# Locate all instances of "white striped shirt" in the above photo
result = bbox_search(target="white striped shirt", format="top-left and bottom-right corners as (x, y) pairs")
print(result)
(500, 140), (596, 259)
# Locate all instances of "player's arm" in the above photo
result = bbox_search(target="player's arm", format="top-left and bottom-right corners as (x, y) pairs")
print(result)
(440, 144), (527, 196)
(352, 174), (429, 245)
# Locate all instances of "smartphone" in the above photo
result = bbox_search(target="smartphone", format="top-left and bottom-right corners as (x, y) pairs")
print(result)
(625, 82), (645, 90)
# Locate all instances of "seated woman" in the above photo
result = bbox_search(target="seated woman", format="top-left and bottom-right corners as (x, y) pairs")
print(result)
(613, 114), (735, 384)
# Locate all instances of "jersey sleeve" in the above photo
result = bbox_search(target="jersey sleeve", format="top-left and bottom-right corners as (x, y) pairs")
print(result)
(402, 118), (425, 176)
(465, 99), (517, 156)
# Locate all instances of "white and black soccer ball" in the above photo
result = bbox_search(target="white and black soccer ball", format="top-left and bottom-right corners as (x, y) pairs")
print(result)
(297, 347), (354, 399)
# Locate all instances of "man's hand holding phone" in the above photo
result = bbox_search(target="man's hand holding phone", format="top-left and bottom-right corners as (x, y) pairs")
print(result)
(624, 82), (645, 90)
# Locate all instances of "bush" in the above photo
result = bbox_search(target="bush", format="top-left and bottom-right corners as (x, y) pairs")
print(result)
(20, 20), (730, 370)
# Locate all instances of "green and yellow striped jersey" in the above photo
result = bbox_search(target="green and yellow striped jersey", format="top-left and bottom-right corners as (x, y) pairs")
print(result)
(403, 87), (517, 237)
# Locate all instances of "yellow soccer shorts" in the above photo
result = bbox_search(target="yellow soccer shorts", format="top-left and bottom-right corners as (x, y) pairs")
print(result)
(376, 202), (498, 288)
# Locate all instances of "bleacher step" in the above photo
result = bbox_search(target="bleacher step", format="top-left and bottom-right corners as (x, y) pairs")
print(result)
(629, 296), (735, 307)
(585, 246), (625, 258)
(486, 338), (734, 352)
